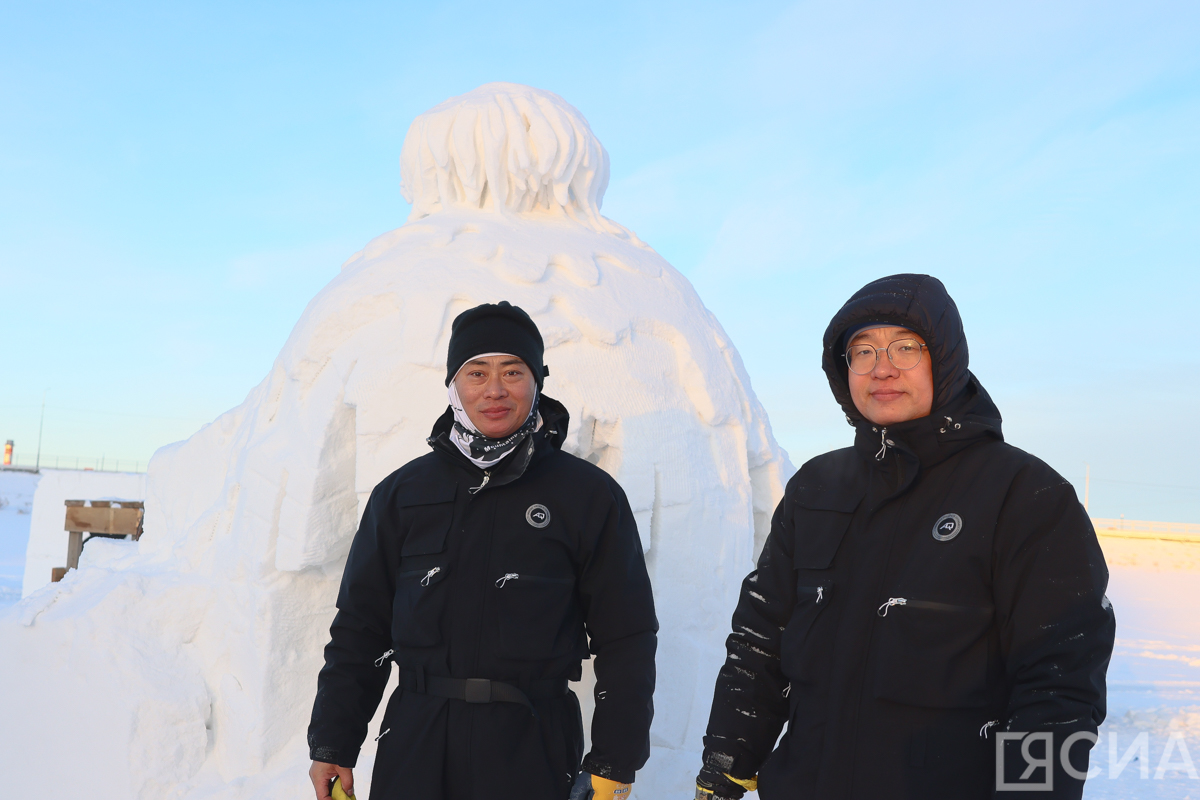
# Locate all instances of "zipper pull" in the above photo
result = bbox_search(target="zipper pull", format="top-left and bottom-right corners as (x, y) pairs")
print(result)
(875, 427), (890, 461)
(495, 572), (519, 588)
(979, 719), (1000, 738)
(816, 586), (824, 604)
(877, 597), (907, 617)
(469, 470), (491, 495)
(420, 567), (441, 586)
(374, 649), (394, 667)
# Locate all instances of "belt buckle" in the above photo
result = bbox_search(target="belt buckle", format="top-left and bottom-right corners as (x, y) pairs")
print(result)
(464, 678), (491, 703)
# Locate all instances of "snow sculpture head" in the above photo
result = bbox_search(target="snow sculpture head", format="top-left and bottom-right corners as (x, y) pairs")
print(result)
(4, 83), (792, 800)
(401, 83), (610, 227)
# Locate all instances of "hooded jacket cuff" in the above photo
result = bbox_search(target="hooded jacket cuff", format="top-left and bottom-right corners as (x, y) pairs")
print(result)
(309, 742), (359, 769)
(581, 753), (636, 785)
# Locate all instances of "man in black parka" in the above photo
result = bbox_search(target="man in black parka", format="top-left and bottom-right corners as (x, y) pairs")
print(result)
(307, 301), (657, 800)
(696, 275), (1115, 799)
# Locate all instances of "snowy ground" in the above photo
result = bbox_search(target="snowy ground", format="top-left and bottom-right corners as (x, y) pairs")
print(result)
(0, 470), (39, 607)
(1085, 538), (1200, 798)
(0, 471), (1196, 795)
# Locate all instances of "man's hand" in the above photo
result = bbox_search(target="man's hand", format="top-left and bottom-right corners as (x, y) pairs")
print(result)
(694, 764), (755, 800)
(309, 760), (355, 800)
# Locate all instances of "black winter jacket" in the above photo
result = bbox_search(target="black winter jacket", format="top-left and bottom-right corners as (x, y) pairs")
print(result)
(309, 397), (657, 799)
(701, 275), (1115, 799)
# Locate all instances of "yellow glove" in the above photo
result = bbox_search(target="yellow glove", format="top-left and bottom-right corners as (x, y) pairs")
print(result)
(568, 772), (632, 799)
(695, 772), (757, 799)
(331, 776), (356, 800)
(725, 774), (757, 792)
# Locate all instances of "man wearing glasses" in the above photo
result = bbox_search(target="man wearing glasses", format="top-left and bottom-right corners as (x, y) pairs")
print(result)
(695, 274), (1114, 799)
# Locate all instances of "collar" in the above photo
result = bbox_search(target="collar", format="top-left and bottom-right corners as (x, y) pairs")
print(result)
(428, 395), (571, 492)
(852, 376), (1003, 475)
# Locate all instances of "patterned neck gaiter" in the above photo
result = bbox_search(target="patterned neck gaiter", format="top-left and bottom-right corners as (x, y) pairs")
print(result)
(447, 367), (541, 470)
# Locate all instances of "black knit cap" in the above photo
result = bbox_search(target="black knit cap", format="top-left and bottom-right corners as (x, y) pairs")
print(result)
(445, 301), (548, 388)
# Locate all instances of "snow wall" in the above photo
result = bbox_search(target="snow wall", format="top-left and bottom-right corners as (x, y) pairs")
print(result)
(0, 83), (792, 799)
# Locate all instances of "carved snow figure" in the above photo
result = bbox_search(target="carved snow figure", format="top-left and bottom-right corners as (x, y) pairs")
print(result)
(0, 83), (791, 798)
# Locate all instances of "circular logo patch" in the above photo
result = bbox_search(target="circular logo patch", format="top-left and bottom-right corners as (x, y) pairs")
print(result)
(933, 513), (963, 542)
(525, 504), (551, 529)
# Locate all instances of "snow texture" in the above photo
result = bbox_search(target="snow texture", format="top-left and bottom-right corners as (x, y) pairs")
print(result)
(0, 470), (39, 606)
(0, 84), (791, 799)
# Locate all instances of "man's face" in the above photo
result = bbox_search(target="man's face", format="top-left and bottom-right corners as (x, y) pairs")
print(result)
(847, 326), (934, 426)
(453, 355), (537, 438)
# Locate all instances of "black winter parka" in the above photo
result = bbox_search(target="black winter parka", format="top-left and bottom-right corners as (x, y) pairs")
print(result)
(701, 275), (1115, 799)
(309, 397), (658, 799)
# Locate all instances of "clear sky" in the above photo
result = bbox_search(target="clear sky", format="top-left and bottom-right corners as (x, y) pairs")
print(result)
(2, 0), (1197, 521)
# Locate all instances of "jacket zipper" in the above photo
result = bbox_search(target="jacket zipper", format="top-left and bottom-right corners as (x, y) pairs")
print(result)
(876, 597), (992, 617)
(397, 566), (444, 586)
(798, 584), (829, 604)
(494, 572), (573, 588)
(469, 470), (491, 495)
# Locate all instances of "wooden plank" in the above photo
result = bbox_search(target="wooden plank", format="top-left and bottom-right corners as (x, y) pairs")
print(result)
(51, 567), (67, 583)
(66, 530), (83, 570)
(64, 506), (143, 536)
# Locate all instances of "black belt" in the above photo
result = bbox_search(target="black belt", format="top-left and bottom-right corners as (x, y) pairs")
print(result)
(399, 670), (569, 712)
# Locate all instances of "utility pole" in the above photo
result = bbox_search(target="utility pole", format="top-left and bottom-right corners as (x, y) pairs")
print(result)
(35, 391), (46, 471)
(1083, 464), (1090, 514)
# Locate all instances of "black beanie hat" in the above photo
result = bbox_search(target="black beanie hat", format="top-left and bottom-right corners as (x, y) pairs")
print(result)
(445, 301), (548, 388)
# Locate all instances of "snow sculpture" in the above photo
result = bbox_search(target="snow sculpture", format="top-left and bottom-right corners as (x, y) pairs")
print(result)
(0, 83), (791, 799)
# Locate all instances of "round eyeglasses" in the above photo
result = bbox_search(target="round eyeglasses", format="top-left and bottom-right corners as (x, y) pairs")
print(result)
(845, 338), (928, 375)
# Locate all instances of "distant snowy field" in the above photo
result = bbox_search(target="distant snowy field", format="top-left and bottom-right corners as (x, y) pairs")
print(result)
(1086, 538), (1200, 798)
(0, 470), (38, 607)
(0, 470), (1195, 796)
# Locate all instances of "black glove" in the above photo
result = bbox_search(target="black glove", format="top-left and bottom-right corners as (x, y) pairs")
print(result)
(694, 765), (755, 800)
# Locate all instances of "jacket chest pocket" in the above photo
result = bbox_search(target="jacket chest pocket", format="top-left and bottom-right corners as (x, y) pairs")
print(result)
(398, 485), (457, 557)
(780, 581), (834, 685)
(872, 598), (994, 708)
(492, 572), (580, 660)
(391, 565), (450, 647)
(792, 488), (858, 570)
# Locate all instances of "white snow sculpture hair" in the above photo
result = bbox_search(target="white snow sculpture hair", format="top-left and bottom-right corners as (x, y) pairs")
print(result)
(0, 84), (793, 800)
(401, 83), (611, 229)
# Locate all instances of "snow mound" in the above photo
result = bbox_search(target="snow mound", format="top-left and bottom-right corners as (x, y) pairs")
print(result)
(402, 83), (611, 229)
(0, 84), (792, 799)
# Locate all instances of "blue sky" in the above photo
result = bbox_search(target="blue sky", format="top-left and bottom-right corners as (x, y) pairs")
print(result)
(2, 0), (1197, 520)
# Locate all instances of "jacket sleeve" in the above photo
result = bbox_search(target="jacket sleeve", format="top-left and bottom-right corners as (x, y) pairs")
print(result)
(699, 489), (796, 782)
(307, 484), (398, 768)
(576, 478), (659, 784)
(992, 463), (1116, 799)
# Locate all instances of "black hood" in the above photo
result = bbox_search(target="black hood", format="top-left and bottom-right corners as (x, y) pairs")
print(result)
(822, 274), (973, 422)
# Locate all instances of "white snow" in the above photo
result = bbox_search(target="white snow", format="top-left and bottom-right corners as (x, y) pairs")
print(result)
(0, 84), (791, 799)
(1083, 537), (1200, 797)
(0, 469), (39, 606)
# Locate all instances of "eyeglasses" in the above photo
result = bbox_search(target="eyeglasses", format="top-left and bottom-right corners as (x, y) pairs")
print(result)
(844, 338), (928, 375)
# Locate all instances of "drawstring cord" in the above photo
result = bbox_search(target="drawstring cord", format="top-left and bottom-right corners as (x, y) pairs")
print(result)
(877, 597), (907, 616)
(873, 427), (893, 461)
(938, 415), (962, 434)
